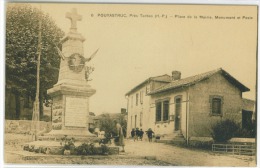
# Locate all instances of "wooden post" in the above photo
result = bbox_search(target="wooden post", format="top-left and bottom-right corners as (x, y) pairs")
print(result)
(232, 145), (234, 155)
(31, 5), (42, 141)
(239, 145), (241, 155)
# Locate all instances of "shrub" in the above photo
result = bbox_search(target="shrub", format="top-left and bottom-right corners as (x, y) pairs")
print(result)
(252, 121), (256, 138)
(101, 144), (109, 154)
(76, 143), (93, 155)
(76, 143), (108, 155)
(60, 135), (75, 154)
(88, 128), (95, 133)
(60, 135), (110, 155)
(211, 119), (239, 143)
(235, 128), (253, 138)
(235, 120), (256, 138)
(40, 115), (51, 122)
(188, 140), (213, 150)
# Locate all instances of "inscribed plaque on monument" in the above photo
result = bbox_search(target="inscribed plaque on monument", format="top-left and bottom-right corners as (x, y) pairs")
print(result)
(65, 97), (88, 127)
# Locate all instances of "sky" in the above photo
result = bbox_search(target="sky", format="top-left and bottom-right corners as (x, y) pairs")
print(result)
(9, 3), (258, 115)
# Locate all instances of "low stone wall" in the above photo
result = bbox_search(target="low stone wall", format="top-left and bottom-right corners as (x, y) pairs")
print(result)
(5, 120), (51, 134)
(229, 138), (256, 144)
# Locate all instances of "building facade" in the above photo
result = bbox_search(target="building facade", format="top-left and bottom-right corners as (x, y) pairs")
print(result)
(126, 68), (252, 142)
(125, 74), (172, 136)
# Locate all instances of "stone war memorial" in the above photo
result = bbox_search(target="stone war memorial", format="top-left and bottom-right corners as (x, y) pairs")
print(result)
(23, 8), (118, 155)
(46, 8), (96, 140)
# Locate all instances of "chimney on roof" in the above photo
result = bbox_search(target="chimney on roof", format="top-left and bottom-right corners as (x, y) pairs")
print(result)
(172, 71), (181, 80)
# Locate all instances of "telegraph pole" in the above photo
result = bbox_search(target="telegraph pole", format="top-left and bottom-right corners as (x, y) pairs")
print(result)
(31, 5), (42, 141)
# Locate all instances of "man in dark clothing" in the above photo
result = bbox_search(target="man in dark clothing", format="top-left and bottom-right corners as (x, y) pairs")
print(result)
(131, 128), (136, 141)
(146, 128), (154, 142)
(139, 129), (144, 141)
(135, 128), (140, 141)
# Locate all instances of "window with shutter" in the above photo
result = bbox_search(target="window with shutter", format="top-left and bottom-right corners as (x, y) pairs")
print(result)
(209, 95), (223, 116)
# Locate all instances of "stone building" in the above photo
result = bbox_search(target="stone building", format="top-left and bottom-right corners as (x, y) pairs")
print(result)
(125, 74), (172, 136)
(126, 68), (253, 143)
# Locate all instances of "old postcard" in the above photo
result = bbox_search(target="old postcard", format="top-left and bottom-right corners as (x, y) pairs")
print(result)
(3, 2), (257, 167)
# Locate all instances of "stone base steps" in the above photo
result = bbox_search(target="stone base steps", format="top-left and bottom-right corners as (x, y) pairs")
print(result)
(155, 132), (186, 145)
(38, 135), (99, 142)
(23, 141), (63, 155)
(23, 141), (119, 155)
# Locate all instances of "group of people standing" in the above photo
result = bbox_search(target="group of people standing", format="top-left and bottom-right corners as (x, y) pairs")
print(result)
(131, 128), (144, 141)
(131, 128), (154, 142)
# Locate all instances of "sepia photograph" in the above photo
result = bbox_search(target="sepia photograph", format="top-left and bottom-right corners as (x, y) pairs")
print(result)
(2, 1), (258, 167)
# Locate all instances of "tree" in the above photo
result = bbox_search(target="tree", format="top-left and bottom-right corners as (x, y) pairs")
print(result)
(98, 114), (127, 137)
(99, 114), (116, 135)
(6, 4), (65, 119)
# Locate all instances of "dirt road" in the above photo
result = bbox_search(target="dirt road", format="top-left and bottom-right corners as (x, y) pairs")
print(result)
(4, 133), (256, 166)
(124, 139), (256, 166)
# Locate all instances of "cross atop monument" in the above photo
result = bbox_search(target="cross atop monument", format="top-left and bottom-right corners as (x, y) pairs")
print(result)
(66, 8), (82, 32)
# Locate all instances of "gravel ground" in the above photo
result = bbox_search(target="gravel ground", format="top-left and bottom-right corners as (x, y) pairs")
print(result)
(125, 139), (256, 166)
(5, 153), (171, 165)
(4, 133), (256, 166)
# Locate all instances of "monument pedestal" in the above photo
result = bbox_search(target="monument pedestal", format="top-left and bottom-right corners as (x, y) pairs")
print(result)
(40, 82), (97, 141)
(30, 82), (100, 155)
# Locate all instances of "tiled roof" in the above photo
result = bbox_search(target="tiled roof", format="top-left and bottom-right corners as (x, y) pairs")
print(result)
(149, 68), (250, 95)
(151, 75), (172, 82)
(125, 74), (171, 96)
